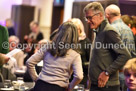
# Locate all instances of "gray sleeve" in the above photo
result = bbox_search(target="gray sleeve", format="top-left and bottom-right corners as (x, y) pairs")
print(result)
(72, 54), (83, 80)
(105, 30), (131, 75)
(26, 47), (46, 81)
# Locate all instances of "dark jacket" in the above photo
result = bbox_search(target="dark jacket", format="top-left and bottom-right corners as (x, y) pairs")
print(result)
(8, 27), (15, 36)
(79, 38), (91, 75)
(89, 20), (131, 86)
(36, 32), (43, 42)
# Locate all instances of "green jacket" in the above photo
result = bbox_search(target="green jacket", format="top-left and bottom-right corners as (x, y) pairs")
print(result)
(0, 25), (9, 54)
(89, 20), (131, 86)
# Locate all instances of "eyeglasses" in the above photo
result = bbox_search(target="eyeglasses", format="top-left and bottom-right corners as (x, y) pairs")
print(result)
(84, 12), (100, 21)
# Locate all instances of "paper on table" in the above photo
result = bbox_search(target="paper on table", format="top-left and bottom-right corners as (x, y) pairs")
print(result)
(6, 49), (21, 57)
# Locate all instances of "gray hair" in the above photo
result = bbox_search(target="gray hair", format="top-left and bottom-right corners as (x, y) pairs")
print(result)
(105, 4), (120, 16)
(83, 2), (105, 15)
(9, 36), (20, 44)
(48, 21), (79, 57)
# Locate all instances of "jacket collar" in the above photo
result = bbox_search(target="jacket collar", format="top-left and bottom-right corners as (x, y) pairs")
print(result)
(99, 19), (108, 32)
(111, 18), (122, 25)
(93, 19), (108, 34)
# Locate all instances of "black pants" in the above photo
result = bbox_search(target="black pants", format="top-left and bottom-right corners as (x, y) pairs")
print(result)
(34, 80), (66, 91)
(90, 84), (120, 91)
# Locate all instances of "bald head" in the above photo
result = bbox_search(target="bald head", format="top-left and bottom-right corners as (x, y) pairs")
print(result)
(105, 4), (121, 23)
(105, 4), (120, 17)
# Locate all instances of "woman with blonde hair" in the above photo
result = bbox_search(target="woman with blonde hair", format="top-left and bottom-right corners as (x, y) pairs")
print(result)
(70, 18), (91, 88)
(123, 58), (136, 91)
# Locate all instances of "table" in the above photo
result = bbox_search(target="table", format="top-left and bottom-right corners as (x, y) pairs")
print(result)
(0, 82), (34, 91)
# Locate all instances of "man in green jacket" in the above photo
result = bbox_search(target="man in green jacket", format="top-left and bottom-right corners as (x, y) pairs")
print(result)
(0, 25), (9, 54)
(0, 25), (9, 66)
(83, 2), (131, 91)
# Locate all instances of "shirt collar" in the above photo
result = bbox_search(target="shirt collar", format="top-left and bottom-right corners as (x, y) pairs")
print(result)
(93, 28), (99, 33)
(111, 18), (122, 25)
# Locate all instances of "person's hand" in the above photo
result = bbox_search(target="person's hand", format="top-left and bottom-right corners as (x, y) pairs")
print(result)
(0, 53), (10, 65)
(87, 79), (91, 89)
(66, 84), (71, 91)
(24, 35), (28, 40)
(98, 71), (109, 87)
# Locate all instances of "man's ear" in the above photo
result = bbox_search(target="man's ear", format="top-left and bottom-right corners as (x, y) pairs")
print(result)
(105, 13), (109, 18)
(99, 12), (105, 19)
(128, 24), (131, 28)
(106, 14), (109, 18)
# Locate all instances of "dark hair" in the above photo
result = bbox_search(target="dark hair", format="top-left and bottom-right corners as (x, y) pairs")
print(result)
(131, 15), (136, 28)
(48, 21), (79, 57)
(121, 15), (133, 28)
(50, 28), (58, 40)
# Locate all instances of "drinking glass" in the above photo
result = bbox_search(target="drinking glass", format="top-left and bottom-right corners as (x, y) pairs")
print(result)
(17, 77), (25, 91)
(4, 80), (12, 88)
(77, 84), (84, 91)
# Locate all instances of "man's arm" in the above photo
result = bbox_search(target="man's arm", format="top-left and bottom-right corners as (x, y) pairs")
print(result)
(2, 26), (9, 54)
(105, 30), (131, 75)
(98, 30), (131, 87)
(26, 47), (46, 81)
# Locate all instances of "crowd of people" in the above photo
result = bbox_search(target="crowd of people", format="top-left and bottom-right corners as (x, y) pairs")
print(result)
(0, 20), (44, 81)
(0, 1), (136, 91)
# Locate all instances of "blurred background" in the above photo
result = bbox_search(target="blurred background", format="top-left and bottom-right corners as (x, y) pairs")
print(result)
(0, 0), (136, 42)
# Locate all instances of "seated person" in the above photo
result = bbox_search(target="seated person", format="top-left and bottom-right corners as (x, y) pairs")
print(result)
(24, 21), (43, 43)
(123, 58), (136, 91)
(2, 57), (17, 80)
(0, 53), (12, 81)
(5, 18), (15, 36)
(9, 36), (25, 70)
(3, 57), (17, 74)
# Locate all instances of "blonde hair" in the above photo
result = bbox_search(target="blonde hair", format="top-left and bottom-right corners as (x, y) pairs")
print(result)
(69, 18), (86, 40)
(29, 21), (39, 27)
(5, 19), (14, 27)
(123, 58), (136, 75)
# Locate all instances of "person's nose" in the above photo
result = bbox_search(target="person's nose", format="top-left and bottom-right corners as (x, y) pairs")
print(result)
(129, 75), (134, 81)
(87, 19), (91, 23)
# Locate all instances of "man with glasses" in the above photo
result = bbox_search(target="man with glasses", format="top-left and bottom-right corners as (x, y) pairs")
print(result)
(83, 2), (131, 91)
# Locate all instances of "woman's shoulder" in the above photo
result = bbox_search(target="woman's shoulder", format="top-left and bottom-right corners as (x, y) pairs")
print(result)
(67, 49), (80, 57)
